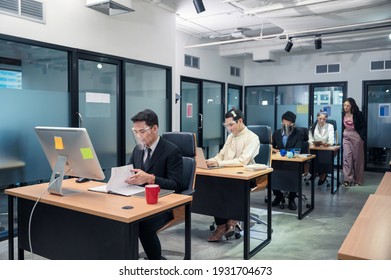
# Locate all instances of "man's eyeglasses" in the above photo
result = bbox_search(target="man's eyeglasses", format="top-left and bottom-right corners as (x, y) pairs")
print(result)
(222, 121), (237, 128)
(132, 126), (151, 135)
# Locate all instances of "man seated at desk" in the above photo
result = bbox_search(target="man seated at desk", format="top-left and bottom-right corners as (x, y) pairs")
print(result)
(308, 110), (335, 185)
(125, 109), (183, 260)
(271, 111), (307, 210)
(206, 108), (260, 242)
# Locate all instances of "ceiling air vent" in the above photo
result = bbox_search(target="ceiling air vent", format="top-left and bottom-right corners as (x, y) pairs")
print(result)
(86, 0), (134, 16)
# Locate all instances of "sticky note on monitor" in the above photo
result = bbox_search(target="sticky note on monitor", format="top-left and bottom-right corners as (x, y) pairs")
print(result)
(54, 136), (64, 150)
(80, 147), (94, 159)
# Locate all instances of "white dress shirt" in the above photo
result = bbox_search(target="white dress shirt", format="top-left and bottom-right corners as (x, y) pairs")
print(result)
(308, 123), (335, 145)
(208, 126), (260, 167)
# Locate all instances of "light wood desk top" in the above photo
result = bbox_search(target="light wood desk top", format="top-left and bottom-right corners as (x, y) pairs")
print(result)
(5, 179), (192, 223)
(338, 194), (391, 260)
(271, 153), (315, 162)
(375, 172), (391, 196)
(196, 166), (272, 180)
(310, 145), (340, 151)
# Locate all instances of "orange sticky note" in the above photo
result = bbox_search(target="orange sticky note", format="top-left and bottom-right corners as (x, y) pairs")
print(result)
(80, 147), (94, 159)
(54, 136), (64, 150)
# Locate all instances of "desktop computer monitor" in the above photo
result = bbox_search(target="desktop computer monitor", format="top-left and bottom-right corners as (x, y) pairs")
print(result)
(35, 126), (105, 196)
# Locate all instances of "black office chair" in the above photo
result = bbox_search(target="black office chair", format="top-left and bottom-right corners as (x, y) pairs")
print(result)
(247, 125), (272, 227)
(159, 131), (197, 231)
(155, 132), (197, 259)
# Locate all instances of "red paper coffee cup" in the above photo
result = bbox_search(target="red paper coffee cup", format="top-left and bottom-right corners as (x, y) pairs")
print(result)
(145, 184), (160, 204)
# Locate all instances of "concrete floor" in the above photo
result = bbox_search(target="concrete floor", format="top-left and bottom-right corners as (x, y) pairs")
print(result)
(0, 171), (384, 260)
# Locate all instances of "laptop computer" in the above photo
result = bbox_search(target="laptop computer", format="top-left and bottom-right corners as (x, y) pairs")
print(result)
(196, 147), (223, 169)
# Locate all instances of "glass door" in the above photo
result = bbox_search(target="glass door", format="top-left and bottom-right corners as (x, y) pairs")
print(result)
(276, 85), (310, 129)
(245, 86), (275, 129)
(181, 79), (200, 141)
(78, 58), (120, 180)
(202, 81), (224, 156)
(227, 84), (242, 112)
(180, 77), (224, 156)
(365, 80), (391, 172)
(311, 83), (345, 145)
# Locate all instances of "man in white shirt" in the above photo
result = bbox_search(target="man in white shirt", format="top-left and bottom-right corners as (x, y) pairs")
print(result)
(206, 109), (260, 241)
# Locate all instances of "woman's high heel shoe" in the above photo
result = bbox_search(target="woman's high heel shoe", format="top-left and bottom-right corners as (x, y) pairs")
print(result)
(207, 224), (227, 242)
(225, 220), (242, 239)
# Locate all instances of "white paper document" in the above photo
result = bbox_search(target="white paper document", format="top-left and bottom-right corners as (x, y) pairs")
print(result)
(88, 164), (144, 196)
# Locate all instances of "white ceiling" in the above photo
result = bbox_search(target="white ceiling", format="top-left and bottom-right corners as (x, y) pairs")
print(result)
(148, 0), (391, 59)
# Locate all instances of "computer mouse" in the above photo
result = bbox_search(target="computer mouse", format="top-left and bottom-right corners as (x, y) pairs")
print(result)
(75, 177), (90, 183)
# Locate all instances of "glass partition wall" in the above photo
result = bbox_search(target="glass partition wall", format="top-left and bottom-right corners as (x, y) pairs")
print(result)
(0, 36), (171, 241)
(245, 83), (346, 140)
(0, 39), (69, 187)
(78, 59), (119, 180)
(125, 63), (169, 161)
(365, 81), (391, 172)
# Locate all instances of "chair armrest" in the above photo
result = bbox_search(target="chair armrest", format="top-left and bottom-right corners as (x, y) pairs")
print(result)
(181, 189), (195, 196)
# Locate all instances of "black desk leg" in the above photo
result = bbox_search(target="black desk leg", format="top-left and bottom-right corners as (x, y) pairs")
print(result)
(298, 164), (304, 220)
(299, 160), (315, 220)
(184, 203), (191, 260)
(8, 195), (14, 260)
(267, 172), (272, 241)
(330, 149), (341, 194)
(243, 183), (250, 260)
(336, 149), (340, 193)
(247, 173), (272, 259)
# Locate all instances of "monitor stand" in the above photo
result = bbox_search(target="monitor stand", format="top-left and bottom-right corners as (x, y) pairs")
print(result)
(48, 155), (80, 196)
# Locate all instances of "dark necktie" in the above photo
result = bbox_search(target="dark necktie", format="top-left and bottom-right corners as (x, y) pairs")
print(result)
(283, 134), (288, 147)
(143, 148), (152, 170)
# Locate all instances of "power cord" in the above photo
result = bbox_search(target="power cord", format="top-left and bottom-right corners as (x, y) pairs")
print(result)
(27, 177), (58, 259)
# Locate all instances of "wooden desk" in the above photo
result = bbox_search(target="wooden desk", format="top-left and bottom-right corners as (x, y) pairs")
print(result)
(310, 145), (341, 194)
(271, 153), (316, 219)
(338, 194), (391, 260)
(5, 179), (192, 260)
(375, 172), (391, 196)
(192, 166), (273, 260)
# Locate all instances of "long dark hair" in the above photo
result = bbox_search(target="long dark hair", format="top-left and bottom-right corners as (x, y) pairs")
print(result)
(343, 97), (360, 114)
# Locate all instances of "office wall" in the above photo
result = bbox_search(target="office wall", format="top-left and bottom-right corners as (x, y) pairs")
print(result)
(0, 0), (176, 66)
(244, 50), (391, 108)
(174, 31), (245, 130)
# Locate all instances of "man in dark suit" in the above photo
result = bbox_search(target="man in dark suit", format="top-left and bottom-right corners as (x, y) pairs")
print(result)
(125, 109), (183, 260)
(271, 111), (307, 210)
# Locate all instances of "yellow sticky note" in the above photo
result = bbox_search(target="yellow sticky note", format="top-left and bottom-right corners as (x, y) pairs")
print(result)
(80, 147), (94, 159)
(54, 136), (64, 150)
(297, 105), (308, 114)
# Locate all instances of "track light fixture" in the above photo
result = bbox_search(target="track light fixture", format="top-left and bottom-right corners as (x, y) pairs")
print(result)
(285, 38), (293, 52)
(315, 35), (322, 49)
(193, 0), (205, 14)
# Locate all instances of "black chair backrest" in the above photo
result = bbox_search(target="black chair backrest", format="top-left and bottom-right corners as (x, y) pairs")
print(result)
(295, 127), (309, 153)
(161, 132), (196, 158)
(161, 132), (196, 193)
(247, 125), (272, 144)
(327, 119), (337, 132)
(256, 143), (272, 166)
